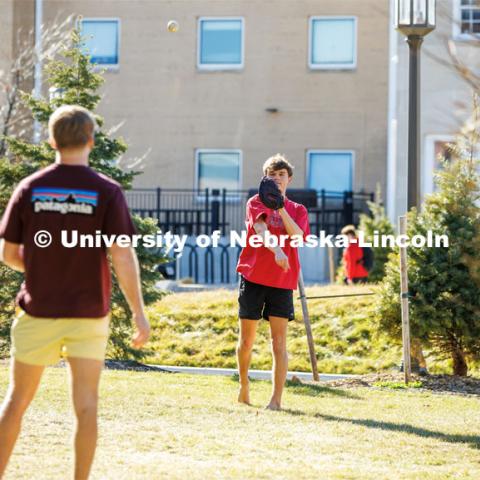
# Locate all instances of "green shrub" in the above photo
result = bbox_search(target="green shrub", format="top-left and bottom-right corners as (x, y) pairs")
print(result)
(375, 116), (480, 376)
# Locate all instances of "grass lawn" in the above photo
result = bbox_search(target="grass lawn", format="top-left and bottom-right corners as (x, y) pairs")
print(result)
(143, 284), (464, 374)
(1, 365), (479, 479)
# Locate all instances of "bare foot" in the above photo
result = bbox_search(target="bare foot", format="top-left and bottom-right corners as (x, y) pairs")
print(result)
(238, 384), (251, 405)
(265, 400), (281, 411)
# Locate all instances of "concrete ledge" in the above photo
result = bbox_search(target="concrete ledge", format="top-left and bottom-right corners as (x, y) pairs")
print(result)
(150, 365), (358, 382)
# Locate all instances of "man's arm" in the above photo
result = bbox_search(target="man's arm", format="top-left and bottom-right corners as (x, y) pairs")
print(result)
(253, 219), (289, 271)
(0, 240), (25, 272)
(109, 244), (150, 348)
(278, 207), (305, 238)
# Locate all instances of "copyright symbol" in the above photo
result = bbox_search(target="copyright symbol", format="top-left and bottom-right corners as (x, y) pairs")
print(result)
(34, 230), (52, 248)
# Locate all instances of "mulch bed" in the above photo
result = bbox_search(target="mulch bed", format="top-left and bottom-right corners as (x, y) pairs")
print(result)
(323, 372), (480, 396)
(105, 361), (480, 397)
(104, 360), (172, 372)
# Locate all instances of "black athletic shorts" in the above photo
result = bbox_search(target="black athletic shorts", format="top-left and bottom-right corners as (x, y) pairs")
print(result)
(343, 277), (368, 285)
(238, 276), (294, 321)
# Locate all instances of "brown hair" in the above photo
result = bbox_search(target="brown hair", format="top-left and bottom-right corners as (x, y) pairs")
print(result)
(48, 105), (96, 150)
(341, 224), (357, 236)
(262, 154), (294, 177)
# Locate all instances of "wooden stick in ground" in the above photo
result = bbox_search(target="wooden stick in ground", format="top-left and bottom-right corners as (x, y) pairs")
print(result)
(298, 269), (319, 381)
(399, 215), (412, 384)
(328, 246), (335, 284)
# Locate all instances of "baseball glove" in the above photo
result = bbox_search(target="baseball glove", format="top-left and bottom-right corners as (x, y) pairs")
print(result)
(258, 176), (284, 210)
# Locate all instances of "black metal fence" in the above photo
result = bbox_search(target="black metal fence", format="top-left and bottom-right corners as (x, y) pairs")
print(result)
(125, 188), (375, 236)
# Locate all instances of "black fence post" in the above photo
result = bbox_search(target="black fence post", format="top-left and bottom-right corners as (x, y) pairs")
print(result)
(204, 188), (209, 234)
(156, 187), (161, 223)
(221, 188), (227, 235)
(343, 191), (354, 226)
(220, 245), (229, 283)
(187, 245), (199, 284)
(321, 189), (326, 235)
(205, 246), (215, 284)
(211, 189), (220, 233)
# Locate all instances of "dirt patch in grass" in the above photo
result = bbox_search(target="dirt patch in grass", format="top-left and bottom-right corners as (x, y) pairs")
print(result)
(323, 372), (480, 396)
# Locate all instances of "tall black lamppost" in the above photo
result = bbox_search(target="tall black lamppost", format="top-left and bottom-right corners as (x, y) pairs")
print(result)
(395, 0), (436, 210)
(394, 1), (436, 383)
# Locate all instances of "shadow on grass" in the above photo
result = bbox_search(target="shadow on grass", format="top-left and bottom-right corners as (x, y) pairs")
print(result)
(314, 414), (480, 449)
(285, 381), (360, 400)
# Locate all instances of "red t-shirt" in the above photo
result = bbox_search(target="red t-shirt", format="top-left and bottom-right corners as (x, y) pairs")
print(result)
(236, 195), (310, 290)
(0, 163), (136, 318)
(343, 243), (369, 280)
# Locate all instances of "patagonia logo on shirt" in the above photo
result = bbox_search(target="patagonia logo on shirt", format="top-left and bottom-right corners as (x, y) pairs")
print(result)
(31, 187), (98, 215)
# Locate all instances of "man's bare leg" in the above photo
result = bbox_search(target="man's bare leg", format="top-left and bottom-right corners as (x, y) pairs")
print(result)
(0, 359), (45, 477)
(67, 357), (103, 480)
(236, 319), (258, 405)
(266, 316), (288, 410)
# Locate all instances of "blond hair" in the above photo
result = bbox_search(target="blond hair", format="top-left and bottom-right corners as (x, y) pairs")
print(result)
(48, 105), (96, 150)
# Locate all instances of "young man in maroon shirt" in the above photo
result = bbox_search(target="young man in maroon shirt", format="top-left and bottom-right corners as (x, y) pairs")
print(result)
(0, 105), (150, 479)
(236, 154), (310, 410)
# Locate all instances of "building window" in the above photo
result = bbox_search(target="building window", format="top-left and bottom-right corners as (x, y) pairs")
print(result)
(309, 17), (357, 70)
(196, 150), (242, 191)
(307, 151), (354, 192)
(453, 0), (480, 39)
(197, 18), (244, 70)
(460, 0), (480, 35)
(80, 19), (120, 66)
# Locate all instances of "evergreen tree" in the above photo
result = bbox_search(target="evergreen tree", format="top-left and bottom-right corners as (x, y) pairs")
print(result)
(375, 112), (480, 376)
(0, 26), (163, 359)
(358, 184), (395, 282)
(0, 161), (38, 354)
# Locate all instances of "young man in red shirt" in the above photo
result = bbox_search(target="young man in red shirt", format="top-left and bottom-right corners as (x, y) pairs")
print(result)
(236, 154), (310, 410)
(341, 225), (369, 284)
(0, 106), (150, 479)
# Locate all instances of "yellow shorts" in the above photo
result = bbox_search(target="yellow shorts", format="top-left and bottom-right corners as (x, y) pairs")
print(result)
(11, 309), (110, 366)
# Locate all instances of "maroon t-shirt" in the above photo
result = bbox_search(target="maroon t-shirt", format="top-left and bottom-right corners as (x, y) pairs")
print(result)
(0, 163), (136, 318)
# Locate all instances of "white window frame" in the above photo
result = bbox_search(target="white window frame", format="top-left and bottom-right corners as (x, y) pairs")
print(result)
(308, 16), (358, 70)
(197, 17), (245, 71)
(423, 134), (456, 196)
(452, 0), (480, 41)
(79, 17), (121, 70)
(195, 149), (243, 201)
(306, 149), (355, 192)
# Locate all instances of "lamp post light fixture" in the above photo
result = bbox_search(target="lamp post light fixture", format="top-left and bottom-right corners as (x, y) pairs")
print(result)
(394, 0), (436, 210)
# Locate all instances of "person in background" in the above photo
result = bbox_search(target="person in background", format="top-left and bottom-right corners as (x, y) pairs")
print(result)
(341, 225), (368, 285)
